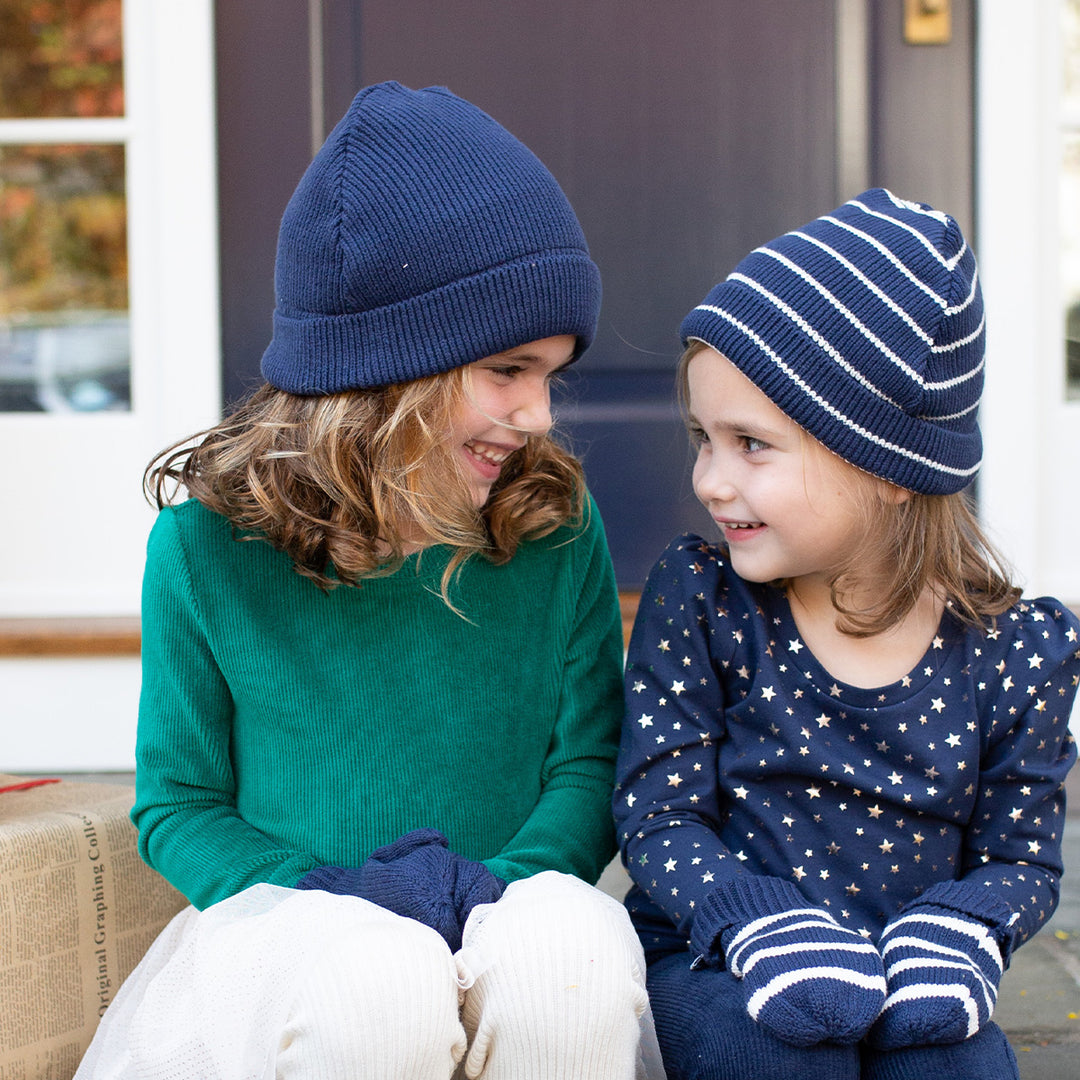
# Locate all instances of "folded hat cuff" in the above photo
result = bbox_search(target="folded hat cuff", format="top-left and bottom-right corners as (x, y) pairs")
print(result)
(262, 251), (601, 394)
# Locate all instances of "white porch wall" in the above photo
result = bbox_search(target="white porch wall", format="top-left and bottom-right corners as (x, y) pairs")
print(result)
(4, 657), (140, 771)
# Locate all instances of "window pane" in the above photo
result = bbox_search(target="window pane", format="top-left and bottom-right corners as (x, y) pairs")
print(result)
(0, 0), (124, 119)
(0, 143), (129, 412)
(1067, 0), (1080, 115)
(1064, 134), (1080, 400)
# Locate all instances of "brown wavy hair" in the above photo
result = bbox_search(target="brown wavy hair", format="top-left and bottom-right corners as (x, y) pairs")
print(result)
(144, 367), (586, 600)
(677, 341), (1020, 636)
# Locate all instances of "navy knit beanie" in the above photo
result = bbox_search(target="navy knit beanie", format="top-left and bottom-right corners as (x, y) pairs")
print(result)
(261, 82), (601, 393)
(680, 189), (984, 495)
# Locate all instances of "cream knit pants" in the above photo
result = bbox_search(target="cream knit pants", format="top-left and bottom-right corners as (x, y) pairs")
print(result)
(76, 871), (663, 1080)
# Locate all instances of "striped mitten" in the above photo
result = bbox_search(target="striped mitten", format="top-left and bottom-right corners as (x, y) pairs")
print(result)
(690, 876), (887, 1046)
(868, 881), (1016, 1049)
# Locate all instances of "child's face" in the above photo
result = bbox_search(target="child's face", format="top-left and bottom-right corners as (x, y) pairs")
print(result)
(451, 334), (576, 508)
(687, 346), (887, 588)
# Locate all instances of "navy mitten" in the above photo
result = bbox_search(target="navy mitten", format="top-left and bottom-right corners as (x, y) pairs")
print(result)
(297, 828), (505, 950)
(868, 880), (1016, 1049)
(690, 875), (887, 1047)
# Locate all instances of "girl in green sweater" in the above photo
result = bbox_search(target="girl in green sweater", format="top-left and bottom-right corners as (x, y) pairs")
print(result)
(75, 82), (658, 1080)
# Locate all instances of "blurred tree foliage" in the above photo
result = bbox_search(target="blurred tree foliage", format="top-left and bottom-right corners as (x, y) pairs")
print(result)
(1, 144), (127, 316)
(0, 0), (124, 119)
(0, 1), (126, 318)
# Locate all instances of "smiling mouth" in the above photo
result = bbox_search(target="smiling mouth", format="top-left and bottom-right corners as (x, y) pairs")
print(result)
(465, 440), (513, 467)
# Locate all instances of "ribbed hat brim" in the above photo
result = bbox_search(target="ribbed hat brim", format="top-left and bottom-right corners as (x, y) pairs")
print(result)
(263, 252), (601, 393)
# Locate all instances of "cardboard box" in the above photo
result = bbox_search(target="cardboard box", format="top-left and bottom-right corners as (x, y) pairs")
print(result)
(0, 775), (187, 1078)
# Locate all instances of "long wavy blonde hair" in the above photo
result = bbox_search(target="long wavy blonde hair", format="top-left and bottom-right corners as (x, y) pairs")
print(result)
(145, 366), (585, 599)
(678, 341), (1020, 636)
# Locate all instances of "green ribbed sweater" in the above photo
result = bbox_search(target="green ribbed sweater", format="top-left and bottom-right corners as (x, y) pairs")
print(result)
(133, 496), (624, 910)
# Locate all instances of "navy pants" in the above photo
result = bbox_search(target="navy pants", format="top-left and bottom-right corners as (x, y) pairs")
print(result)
(647, 951), (1020, 1080)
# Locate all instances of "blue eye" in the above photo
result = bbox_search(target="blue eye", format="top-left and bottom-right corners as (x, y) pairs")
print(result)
(743, 436), (768, 453)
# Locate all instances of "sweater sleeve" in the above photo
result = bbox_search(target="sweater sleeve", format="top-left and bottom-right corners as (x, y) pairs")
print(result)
(957, 599), (1080, 946)
(614, 536), (758, 933)
(132, 508), (321, 909)
(482, 499), (624, 886)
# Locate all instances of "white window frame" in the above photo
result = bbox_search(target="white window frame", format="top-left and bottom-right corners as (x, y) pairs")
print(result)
(0, 0), (220, 618)
(976, 1), (1080, 603)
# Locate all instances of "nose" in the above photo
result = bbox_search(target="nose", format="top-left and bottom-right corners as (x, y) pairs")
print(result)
(693, 449), (736, 505)
(512, 380), (553, 436)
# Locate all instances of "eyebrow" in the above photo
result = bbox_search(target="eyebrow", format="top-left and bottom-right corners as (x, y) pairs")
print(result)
(686, 411), (785, 441)
(490, 349), (576, 372)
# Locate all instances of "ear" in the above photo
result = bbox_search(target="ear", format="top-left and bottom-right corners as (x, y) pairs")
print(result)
(877, 479), (912, 506)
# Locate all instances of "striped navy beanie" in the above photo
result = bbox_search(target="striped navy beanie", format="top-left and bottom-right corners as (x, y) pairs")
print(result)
(261, 82), (601, 393)
(680, 188), (984, 495)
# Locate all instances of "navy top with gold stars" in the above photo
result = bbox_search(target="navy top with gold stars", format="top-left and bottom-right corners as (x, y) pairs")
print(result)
(615, 534), (1080, 958)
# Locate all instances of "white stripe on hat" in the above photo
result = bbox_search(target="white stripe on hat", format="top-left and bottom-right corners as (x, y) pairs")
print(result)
(945, 265), (981, 316)
(749, 248), (975, 394)
(787, 230), (936, 346)
(728, 271), (905, 409)
(850, 194), (968, 272)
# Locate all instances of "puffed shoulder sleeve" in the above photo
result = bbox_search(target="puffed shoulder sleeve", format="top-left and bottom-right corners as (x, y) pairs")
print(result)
(962, 599), (1079, 945)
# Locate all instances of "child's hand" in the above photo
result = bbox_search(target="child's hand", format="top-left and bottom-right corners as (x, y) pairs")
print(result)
(690, 875), (887, 1046)
(868, 880), (1014, 1049)
(296, 828), (505, 950)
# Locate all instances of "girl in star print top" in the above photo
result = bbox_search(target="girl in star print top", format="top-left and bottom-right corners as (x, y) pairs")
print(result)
(615, 189), (1080, 1080)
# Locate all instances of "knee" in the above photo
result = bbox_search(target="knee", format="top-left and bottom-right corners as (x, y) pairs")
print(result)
(277, 906), (466, 1077)
(464, 871), (648, 1016)
(860, 1022), (1019, 1080)
(647, 953), (860, 1080)
(459, 873), (648, 1078)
